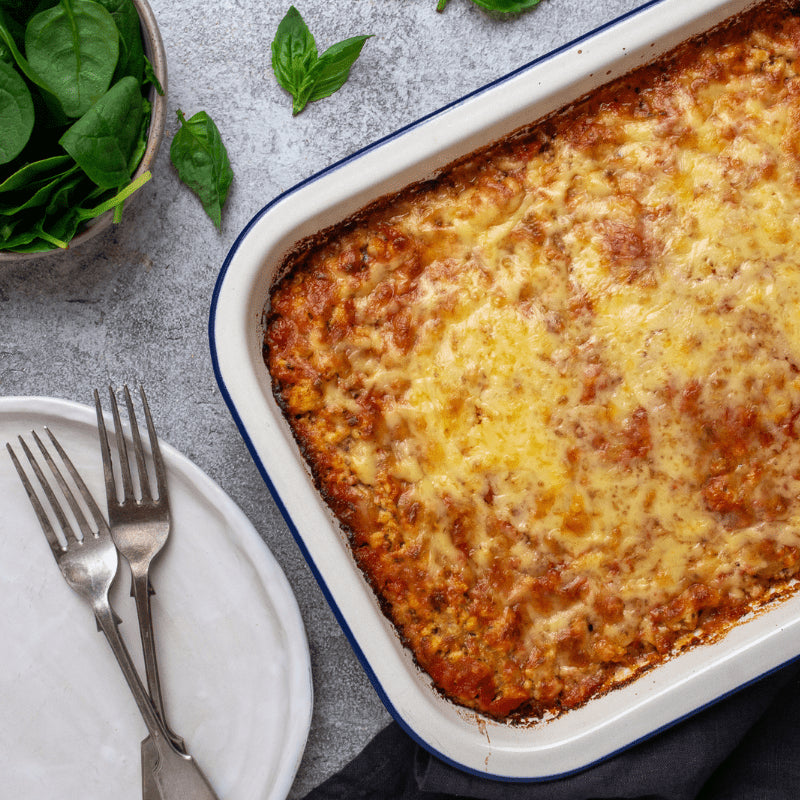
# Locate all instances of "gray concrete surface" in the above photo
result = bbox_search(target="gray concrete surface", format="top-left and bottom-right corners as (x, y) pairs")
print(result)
(0, 0), (646, 795)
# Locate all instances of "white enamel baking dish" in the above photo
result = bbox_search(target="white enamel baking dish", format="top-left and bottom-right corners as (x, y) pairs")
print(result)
(210, 0), (800, 780)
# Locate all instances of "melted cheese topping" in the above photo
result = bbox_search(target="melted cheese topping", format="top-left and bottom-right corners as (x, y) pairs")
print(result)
(266, 2), (800, 719)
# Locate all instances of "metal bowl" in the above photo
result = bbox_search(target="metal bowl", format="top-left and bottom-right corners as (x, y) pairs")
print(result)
(0, 0), (168, 262)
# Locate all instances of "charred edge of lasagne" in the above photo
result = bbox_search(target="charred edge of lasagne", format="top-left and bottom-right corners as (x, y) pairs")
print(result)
(264, 0), (800, 722)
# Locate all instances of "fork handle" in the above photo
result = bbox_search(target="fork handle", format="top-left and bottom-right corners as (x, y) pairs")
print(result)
(94, 604), (219, 800)
(94, 603), (176, 749)
(131, 570), (185, 752)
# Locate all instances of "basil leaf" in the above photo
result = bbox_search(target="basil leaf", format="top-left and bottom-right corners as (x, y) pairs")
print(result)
(26, 0), (120, 118)
(469, 0), (542, 12)
(59, 76), (143, 188)
(271, 6), (371, 115)
(437, 0), (542, 11)
(307, 35), (372, 105)
(0, 59), (34, 164)
(271, 6), (317, 115)
(169, 109), (233, 230)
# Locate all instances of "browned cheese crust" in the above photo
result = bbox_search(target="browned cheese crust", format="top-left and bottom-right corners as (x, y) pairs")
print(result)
(265, 1), (800, 719)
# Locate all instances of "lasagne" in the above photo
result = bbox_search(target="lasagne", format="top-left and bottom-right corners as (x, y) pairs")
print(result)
(264, 0), (800, 720)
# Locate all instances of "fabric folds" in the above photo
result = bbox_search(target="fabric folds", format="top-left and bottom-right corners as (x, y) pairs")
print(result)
(303, 661), (800, 800)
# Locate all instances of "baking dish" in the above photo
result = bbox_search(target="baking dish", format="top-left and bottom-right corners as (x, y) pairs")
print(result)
(210, 0), (800, 780)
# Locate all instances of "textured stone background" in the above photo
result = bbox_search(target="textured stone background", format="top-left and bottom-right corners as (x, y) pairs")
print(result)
(0, 0), (648, 795)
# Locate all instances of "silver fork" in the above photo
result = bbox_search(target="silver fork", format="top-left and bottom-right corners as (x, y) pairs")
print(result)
(94, 386), (183, 751)
(7, 428), (218, 799)
(95, 385), (195, 800)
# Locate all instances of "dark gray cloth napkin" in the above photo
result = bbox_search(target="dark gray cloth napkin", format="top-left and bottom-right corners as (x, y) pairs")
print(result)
(303, 661), (800, 800)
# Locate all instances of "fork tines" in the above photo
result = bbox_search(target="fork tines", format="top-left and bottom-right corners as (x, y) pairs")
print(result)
(95, 385), (167, 507)
(6, 428), (109, 557)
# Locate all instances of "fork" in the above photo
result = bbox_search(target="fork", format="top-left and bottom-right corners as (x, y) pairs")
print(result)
(7, 428), (218, 799)
(95, 385), (194, 800)
(94, 386), (184, 753)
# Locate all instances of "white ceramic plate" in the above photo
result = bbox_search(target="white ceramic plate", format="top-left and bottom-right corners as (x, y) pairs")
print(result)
(0, 396), (312, 800)
(210, 0), (800, 781)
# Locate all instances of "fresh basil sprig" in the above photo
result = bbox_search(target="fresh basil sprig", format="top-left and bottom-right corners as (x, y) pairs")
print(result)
(271, 6), (372, 115)
(437, 0), (543, 12)
(169, 109), (233, 230)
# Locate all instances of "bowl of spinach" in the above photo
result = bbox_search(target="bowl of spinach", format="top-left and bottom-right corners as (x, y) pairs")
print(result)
(0, 0), (167, 259)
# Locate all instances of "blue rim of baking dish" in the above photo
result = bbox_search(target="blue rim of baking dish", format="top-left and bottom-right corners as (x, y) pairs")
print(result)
(208, 0), (796, 782)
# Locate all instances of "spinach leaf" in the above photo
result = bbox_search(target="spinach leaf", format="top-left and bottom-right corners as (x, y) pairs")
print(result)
(127, 97), (150, 173)
(44, 171), (91, 216)
(0, 227), (39, 250)
(0, 1), (44, 22)
(0, 7), (25, 42)
(0, 0), (155, 253)
(0, 168), (120, 252)
(271, 6), (371, 115)
(59, 75), (143, 188)
(1, 219), (19, 244)
(0, 165), (80, 215)
(0, 9), (55, 96)
(0, 58), (34, 164)
(43, 211), (84, 245)
(13, 223), (70, 251)
(169, 109), (233, 229)
(26, 0), (120, 118)
(143, 56), (164, 95)
(95, 0), (144, 83)
(74, 168), (151, 222)
(0, 155), (72, 192)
